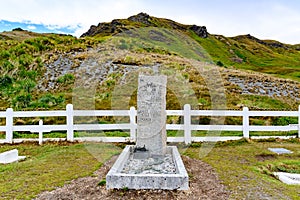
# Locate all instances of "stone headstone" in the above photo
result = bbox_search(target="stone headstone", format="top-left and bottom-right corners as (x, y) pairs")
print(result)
(136, 75), (167, 156)
(106, 74), (189, 190)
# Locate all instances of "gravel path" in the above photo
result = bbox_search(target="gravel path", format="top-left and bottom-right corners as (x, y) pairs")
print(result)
(35, 155), (230, 200)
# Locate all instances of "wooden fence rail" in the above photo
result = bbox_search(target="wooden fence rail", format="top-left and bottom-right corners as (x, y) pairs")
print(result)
(0, 104), (299, 144)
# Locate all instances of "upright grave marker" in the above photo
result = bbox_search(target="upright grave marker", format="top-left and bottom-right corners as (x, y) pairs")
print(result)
(136, 75), (167, 156)
(106, 74), (188, 190)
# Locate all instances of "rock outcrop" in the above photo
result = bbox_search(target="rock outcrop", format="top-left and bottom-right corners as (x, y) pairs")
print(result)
(81, 13), (209, 38)
(190, 25), (208, 38)
(128, 12), (152, 25)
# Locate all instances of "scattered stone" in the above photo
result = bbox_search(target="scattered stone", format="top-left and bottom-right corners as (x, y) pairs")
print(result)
(122, 153), (176, 174)
(227, 74), (300, 101)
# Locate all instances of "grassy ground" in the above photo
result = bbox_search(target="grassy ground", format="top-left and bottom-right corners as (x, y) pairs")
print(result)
(182, 138), (300, 199)
(0, 139), (299, 199)
(0, 130), (298, 140)
(0, 142), (121, 199)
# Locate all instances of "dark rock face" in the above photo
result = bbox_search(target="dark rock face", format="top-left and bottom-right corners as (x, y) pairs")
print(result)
(81, 20), (126, 37)
(81, 13), (209, 38)
(81, 25), (98, 37)
(128, 12), (152, 25)
(190, 25), (208, 38)
(12, 27), (24, 31)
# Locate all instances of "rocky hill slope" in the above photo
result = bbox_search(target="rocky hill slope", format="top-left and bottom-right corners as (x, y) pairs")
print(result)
(0, 13), (299, 114)
(81, 13), (208, 38)
(82, 13), (300, 81)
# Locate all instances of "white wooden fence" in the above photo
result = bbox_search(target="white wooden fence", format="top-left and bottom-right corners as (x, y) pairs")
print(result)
(0, 104), (299, 144)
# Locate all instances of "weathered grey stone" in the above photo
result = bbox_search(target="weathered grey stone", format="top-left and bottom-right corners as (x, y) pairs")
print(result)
(106, 146), (189, 190)
(133, 151), (150, 160)
(106, 75), (189, 190)
(136, 75), (167, 156)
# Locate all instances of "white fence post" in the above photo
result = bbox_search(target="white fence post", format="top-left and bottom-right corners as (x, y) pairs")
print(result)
(39, 120), (43, 145)
(66, 104), (74, 142)
(298, 105), (300, 138)
(129, 106), (136, 142)
(243, 107), (249, 138)
(184, 104), (192, 144)
(5, 108), (13, 143)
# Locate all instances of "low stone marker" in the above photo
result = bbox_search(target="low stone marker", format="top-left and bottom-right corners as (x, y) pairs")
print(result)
(268, 148), (293, 154)
(274, 172), (300, 185)
(106, 75), (189, 190)
(0, 149), (26, 164)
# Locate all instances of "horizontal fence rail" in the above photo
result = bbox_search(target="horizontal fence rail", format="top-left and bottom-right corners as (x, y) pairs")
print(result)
(0, 104), (299, 144)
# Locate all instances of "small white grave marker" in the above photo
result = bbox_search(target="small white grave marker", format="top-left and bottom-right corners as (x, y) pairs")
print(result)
(268, 148), (293, 154)
(0, 149), (26, 164)
(274, 172), (300, 185)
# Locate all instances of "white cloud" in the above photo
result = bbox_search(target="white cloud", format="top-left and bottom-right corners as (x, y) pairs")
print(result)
(27, 25), (36, 30)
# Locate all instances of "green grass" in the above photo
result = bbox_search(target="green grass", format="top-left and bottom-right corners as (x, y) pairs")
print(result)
(183, 139), (300, 199)
(0, 30), (104, 110)
(0, 142), (121, 199)
(1, 26), (299, 113)
(192, 131), (299, 137)
(0, 131), (131, 139)
(190, 33), (300, 81)
(112, 27), (212, 62)
(1, 139), (299, 199)
(0, 129), (298, 140)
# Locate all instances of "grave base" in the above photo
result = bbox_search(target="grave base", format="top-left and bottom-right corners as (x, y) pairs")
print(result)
(106, 145), (189, 190)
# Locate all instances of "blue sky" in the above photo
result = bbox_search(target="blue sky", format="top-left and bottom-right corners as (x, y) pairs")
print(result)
(0, 20), (79, 35)
(0, 0), (299, 44)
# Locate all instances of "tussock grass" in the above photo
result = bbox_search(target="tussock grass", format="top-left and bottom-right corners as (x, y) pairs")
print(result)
(0, 142), (121, 199)
(183, 139), (300, 199)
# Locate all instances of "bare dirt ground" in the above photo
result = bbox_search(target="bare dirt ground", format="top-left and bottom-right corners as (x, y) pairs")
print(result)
(35, 155), (230, 200)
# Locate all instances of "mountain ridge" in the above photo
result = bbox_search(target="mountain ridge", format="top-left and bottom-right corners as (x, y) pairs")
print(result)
(81, 12), (208, 38)
(81, 12), (299, 47)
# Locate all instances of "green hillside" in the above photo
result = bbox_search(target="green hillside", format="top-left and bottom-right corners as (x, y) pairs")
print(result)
(82, 12), (300, 81)
(192, 33), (300, 80)
(0, 29), (103, 110)
(0, 13), (299, 115)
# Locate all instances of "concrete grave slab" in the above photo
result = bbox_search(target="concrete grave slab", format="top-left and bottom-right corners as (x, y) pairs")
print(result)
(106, 145), (189, 190)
